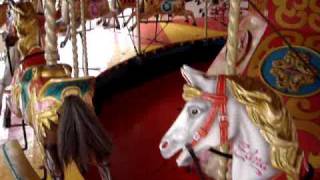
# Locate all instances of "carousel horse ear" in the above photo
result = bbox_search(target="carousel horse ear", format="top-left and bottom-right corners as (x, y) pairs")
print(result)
(181, 65), (205, 87)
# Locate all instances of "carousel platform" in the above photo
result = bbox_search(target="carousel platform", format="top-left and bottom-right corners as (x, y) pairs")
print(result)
(1, 1), (320, 178)
(0, 19), (226, 179)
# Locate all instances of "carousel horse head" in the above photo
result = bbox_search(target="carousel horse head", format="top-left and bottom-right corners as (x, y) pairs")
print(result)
(160, 65), (306, 179)
(7, 0), (40, 58)
(159, 65), (238, 166)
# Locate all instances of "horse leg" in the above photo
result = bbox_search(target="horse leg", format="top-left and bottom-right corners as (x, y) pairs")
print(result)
(124, 11), (135, 27)
(114, 18), (120, 29)
(186, 10), (196, 26)
(97, 17), (105, 25)
(0, 83), (3, 115)
(44, 145), (64, 180)
(112, 12), (120, 29)
(97, 160), (112, 180)
(183, 13), (189, 22)
(60, 26), (70, 48)
(101, 16), (110, 27)
(3, 97), (11, 128)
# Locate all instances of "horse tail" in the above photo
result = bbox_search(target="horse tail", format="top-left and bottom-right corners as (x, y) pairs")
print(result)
(57, 95), (112, 173)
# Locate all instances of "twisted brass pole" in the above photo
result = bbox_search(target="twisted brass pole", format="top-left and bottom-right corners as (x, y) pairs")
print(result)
(80, 0), (88, 76)
(218, 0), (241, 179)
(225, 0), (241, 75)
(69, 0), (79, 77)
(44, 0), (58, 65)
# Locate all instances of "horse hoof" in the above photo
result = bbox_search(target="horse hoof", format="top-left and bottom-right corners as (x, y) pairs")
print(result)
(60, 42), (66, 48)
(102, 21), (109, 27)
(3, 106), (11, 128)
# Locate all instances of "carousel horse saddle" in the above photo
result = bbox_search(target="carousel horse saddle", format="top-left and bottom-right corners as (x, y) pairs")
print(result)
(0, 140), (40, 180)
(19, 64), (72, 110)
(38, 76), (95, 103)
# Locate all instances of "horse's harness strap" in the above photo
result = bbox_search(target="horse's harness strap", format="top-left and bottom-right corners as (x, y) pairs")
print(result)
(192, 75), (228, 146)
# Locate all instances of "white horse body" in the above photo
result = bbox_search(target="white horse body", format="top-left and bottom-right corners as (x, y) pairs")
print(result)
(160, 65), (279, 179)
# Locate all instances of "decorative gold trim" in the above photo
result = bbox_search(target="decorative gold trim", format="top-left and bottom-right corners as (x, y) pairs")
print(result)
(182, 84), (203, 101)
(38, 76), (95, 99)
(61, 86), (81, 99)
(259, 45), (320, 98)
(229, 76), (303, 179)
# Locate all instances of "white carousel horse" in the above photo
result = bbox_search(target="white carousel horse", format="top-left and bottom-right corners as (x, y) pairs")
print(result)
(98, 0), (196, 31)
(126, 0), (196, 30)
(160, 65), (308, 179)
(57, 0), (120, 47)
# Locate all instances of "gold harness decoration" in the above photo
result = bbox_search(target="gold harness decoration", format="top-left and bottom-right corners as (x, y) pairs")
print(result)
(183, 76), (302, 179)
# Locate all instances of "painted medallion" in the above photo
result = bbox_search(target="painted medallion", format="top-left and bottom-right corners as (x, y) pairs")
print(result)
(260, 46), (320, 97)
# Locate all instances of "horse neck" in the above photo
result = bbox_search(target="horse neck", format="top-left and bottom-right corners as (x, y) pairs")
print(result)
(231, 105), (263, 146)
(227, 95), (276, 179)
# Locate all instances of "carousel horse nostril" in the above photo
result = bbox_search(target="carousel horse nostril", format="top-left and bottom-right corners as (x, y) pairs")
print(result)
(161, 141), (169, 150)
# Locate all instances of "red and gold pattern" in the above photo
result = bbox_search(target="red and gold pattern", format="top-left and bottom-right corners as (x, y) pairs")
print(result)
(246, 0), (320, 173)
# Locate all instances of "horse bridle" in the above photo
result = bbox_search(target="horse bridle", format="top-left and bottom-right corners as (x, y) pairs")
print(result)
(185, 75), (232, 180)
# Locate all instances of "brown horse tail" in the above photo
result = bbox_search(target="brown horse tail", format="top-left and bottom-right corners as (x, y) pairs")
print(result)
(57, 95), (112, 173)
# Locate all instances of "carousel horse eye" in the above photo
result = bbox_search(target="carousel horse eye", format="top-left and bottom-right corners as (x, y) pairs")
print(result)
(190, 108), (200, 116)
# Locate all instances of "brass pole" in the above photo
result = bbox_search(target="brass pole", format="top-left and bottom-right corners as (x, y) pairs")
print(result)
(136, 0), (141, 54)
(80, 0), (89, 76)
(225, 0), (241, 75)
(44, 0), (58, 65)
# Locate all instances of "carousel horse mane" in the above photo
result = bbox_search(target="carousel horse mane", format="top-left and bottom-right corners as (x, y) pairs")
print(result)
(58, 95), (112, 172)
(10, 1), (41, 58)
(228, 76), (303, 178)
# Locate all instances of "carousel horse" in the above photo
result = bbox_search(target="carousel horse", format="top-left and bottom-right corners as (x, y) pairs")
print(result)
(58, 0), (120, 47)
(97, 0), (136, 28)
(101, 0), (196, 31)
(159, 65), (313, 179)
(126, 0), (196, 30)
(7, 2), (113, 179)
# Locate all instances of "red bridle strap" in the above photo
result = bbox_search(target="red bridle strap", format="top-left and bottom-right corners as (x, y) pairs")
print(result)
(191, 75), (229, 146)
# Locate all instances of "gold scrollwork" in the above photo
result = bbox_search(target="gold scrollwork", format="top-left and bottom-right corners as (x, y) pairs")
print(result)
(272, 0), (320, 32)
(294, 120), (320, 169)
(308, 14), (320, 33)
(286, 98), (320, 121)
(307, 0), (320, 32)
(247, 31), (303, 78)
(308, 153), (320, 169)
(309, 0), (320, 12)
(273, 0), (308, 29)
(305, 35), (320, 50)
